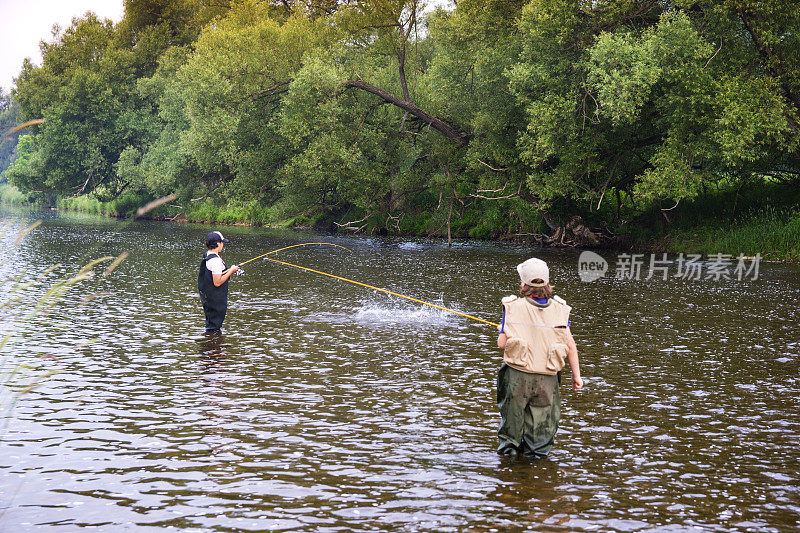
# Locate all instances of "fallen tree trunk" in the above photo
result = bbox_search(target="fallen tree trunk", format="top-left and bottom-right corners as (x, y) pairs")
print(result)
(536, 214), (609, 247)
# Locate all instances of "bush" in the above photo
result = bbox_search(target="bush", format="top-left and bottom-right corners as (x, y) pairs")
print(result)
(0, 184), (32, 205)
(668, 207), (800, 261)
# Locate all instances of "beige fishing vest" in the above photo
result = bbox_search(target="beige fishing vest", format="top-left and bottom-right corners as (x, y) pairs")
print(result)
(501, 295), (571, 375)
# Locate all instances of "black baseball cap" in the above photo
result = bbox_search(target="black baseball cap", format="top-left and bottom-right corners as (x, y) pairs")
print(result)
(205, 231), (230, 246)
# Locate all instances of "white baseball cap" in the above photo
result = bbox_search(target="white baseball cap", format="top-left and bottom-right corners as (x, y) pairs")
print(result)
(517, 257), (549, 287)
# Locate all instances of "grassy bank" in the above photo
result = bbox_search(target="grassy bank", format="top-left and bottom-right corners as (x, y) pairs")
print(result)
(55, 194), (319, 228)
(624, 180), (800, 261)
(0, 184), (34, 206)
(53, 191), (546, 238)
(664, 209), (800, 261)
(57, 193), (154, 217)
(49, 180), (800, 261)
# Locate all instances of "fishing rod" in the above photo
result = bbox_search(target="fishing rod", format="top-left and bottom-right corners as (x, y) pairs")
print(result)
(237, 242), (354, 267)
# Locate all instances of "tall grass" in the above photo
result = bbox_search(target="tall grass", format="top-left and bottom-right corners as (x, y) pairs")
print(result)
(668, 207), (800, 261)
(0, 184), (32, 206)
(58, 194), (283, 227)
(58, 192), (154, 217)
(186, 199), (289, 227)
(628, 180), (800, 261)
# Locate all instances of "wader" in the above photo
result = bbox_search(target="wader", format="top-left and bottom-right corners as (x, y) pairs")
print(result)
(198, 253), (229, 332)
(497, 363), (560, 459)
(496, 296), (570, 459)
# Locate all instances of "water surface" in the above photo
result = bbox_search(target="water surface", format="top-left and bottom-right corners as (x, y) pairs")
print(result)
(1, 211), (799, 531)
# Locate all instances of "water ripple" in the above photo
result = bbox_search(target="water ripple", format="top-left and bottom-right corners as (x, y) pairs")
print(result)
(1, 214), (799, 531)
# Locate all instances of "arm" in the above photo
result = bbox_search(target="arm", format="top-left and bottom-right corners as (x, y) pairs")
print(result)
(497, 306), (508, 348)
(565, 328), (583, 390)
(212, 265), (240, 287)
(497, 331), (507, 349)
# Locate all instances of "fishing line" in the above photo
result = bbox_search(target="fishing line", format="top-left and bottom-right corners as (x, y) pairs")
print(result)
(252, 252), (500, 328)
(240, 242), (562, 330)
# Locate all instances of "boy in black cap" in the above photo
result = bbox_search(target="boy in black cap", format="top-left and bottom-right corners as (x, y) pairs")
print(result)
(198, 231), (240, 333)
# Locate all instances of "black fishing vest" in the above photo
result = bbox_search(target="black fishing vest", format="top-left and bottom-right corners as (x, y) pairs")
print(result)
(197, 252), (229, 308)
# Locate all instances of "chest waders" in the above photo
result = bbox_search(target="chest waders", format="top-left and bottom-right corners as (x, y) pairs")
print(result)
(198, 253), (229, 331)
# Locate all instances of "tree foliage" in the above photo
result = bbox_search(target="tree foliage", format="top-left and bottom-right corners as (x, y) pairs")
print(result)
(0, 90), (21, 179)
(8, 0), (800, 235)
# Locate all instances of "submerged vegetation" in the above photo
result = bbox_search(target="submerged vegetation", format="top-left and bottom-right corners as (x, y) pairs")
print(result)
(1, 1), (799, 258)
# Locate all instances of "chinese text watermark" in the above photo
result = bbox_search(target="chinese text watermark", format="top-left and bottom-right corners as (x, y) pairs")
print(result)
(578, 251), (760, 282)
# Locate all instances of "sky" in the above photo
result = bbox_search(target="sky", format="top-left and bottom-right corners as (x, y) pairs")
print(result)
(0, 0), (455, 94)
(0, 0), (125, 92)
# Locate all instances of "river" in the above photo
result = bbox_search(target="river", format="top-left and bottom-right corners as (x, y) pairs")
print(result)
(1, 210), (799, 531)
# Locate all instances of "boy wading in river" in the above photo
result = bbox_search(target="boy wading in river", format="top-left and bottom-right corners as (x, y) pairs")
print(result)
(198, 231), (240, 333)
(496, 257), (583, 459)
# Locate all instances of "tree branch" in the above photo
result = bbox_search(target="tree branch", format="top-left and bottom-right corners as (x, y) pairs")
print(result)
(740, 9), (800, 132)
(335, 213), (371, 231)
(477, 159), (510, 171)
(343, 79), (469, 146)
(470, 182), (522, 200)
(251, 80), (292, 102)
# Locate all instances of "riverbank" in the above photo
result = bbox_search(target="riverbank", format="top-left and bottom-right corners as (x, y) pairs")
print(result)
(617, 180), (800, 261)
(0, 184), (34, 206)
(14, 181), (800, 262)
(661, 213), (800, 261)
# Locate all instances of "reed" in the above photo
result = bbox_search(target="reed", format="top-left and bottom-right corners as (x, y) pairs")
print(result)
(0, 220), (127, 437)
(0, 184), (32, 206)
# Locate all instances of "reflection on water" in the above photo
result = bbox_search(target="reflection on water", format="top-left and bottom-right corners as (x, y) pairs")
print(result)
(1, 210), (799, 531)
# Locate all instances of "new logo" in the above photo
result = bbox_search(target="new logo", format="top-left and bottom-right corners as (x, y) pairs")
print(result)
(578, 251), (608, 282)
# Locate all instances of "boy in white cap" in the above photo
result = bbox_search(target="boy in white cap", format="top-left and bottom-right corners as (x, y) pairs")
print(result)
(197, 231), (240, 333)
(495, 257), (583, 459)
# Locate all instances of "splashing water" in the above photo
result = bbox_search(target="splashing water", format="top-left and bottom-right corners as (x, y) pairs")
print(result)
(353, 301), (458, 328)
(397, 241), (425, 251)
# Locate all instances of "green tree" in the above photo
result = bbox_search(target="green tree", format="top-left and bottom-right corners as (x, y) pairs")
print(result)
(151, 2), (338, 207)
(11, 15), (143, 197)
(10, 1), (226, 200)
(8, 0), (800, 239)
(274, 0), (476, 227)
(0, 90), (21, 179)
(504, 0), (799, 225)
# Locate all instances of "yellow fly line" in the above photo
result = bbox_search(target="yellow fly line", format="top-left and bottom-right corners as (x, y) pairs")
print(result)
(236, 241), (499, 327)
(257, 254), (501, 328)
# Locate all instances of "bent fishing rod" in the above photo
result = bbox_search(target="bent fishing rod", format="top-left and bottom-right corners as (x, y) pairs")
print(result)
(237, 242), (354, 267)
(232, 242), (500, 328)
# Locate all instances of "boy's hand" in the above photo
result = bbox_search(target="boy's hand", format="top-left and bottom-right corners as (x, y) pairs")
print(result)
(496, 332), (507, 349)
(572, 376), (583, 391)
